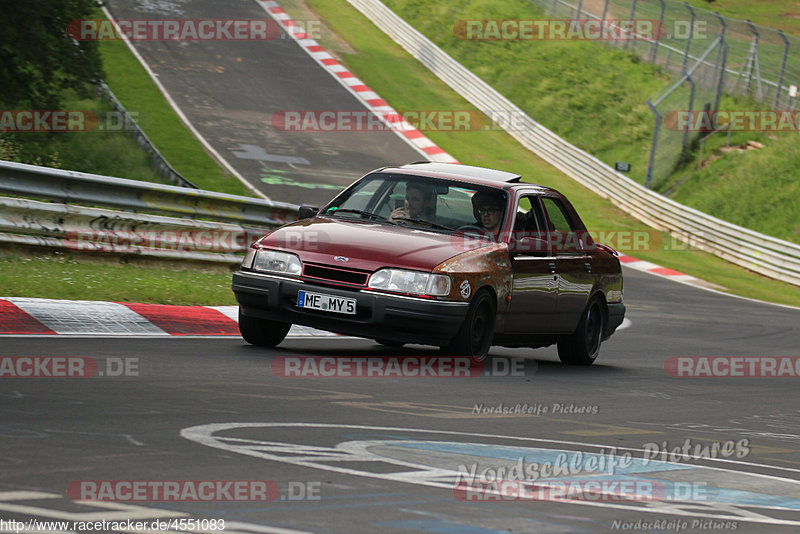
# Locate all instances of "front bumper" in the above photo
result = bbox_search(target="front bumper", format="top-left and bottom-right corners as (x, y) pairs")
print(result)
(232, 271), (470, 346)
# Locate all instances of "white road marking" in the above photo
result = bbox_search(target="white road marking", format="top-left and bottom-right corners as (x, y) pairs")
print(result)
(181, 422), (800, 526)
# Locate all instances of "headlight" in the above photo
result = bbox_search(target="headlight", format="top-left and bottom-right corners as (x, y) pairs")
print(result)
(251, 249), (303, 275)
(368, 268), (451, 297)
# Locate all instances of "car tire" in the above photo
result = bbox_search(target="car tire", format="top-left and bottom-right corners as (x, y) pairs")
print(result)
(238, 309), (291, 347)
(557, 298), (605, 366)
(375, 339), (406, 348)
(442, 290), (495, 360)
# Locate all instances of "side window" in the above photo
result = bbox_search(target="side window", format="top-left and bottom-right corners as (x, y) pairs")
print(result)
(513, 196), (543, 234)
(542, 197), (575, 232)
(542, 197), (584, 253)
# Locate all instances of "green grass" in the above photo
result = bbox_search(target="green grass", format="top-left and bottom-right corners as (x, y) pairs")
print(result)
(684, 0), (800, 37)
(280, 0), (800, 307)
(0, 91), (164, 182)
(0, 247), (237, 306)
(97, 36), (251, 196)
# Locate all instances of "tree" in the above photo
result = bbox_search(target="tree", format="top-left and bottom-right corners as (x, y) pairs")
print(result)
(0, 0), (103, 108)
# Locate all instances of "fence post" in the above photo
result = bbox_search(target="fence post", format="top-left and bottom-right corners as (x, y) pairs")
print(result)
(575, 0), (584, 19)
(713, 12), (727, 112)
(650, 0), (666, 64)
(745, 20), (763, 100)
(625, 0), (638, 50)
(645, 101), (662, 189)
(714, 39), (728, 124)
(775, 30), (790, 109)
(600, 0), (609, 21)
(681, 75), (696, 165)
(681, 2), (696, 75)
(551, 0), (559, 17)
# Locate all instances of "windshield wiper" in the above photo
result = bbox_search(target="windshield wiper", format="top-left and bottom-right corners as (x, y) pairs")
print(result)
(392, 217), (452, 231)
(326, 208), (390, 222)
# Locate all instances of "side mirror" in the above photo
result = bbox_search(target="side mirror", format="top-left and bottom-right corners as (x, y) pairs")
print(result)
(298, 206), (320, 220)
(510, 236), (549, 256)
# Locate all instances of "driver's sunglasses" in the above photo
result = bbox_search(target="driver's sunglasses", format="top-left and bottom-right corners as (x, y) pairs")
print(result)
(476, 207), (502, 215)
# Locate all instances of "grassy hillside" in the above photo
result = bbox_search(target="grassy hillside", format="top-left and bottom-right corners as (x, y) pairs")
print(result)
(364, 0), (800, 245)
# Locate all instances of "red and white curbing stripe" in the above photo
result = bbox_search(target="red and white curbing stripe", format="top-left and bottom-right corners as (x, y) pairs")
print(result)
(617, 254), (704, 285)
(619, 254), (713, 289)
(0, 297), (339, 337)
(257, 0), (458, 164)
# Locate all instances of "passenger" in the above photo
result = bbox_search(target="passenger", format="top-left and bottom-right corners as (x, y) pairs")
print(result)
(390, 182), (435, 222)
(471, 190), (506, 237)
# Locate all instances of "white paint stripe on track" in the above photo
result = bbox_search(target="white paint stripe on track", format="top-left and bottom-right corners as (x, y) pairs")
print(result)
(100, 5), (268, 200)
(5, 298), (168, 335)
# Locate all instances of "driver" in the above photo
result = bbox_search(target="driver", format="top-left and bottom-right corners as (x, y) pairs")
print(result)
(471, 190), (506, 237)
(390, 182), (435, 222)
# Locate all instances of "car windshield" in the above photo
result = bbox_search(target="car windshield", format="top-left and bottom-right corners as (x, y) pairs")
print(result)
(323, 173), (508, 235)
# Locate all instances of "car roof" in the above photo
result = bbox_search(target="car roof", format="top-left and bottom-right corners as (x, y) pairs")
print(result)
(377, 162), (557, 194)
(393, 162), (520, 183)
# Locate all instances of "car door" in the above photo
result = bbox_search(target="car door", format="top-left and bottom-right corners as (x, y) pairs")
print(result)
(505, 194), (557, 333)
(541, 196), (595, 333)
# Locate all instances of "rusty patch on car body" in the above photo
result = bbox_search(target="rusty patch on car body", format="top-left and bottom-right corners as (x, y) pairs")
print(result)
(434, 243), (512, 309)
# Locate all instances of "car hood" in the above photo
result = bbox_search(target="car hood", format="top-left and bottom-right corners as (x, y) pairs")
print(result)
(259, 217), (467, 272)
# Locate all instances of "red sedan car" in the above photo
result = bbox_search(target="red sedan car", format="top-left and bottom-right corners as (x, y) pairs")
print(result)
(232, 162), (625, 365)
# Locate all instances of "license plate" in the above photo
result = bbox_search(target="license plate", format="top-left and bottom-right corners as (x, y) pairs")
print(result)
(297, 290), (356, 315)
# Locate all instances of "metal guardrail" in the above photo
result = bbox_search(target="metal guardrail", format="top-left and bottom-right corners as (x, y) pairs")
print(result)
(346, 0), (800, 287)
(0, 160), (298, 226)
(0, 160), (299, 263)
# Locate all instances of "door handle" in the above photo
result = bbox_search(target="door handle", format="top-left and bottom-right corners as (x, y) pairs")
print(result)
(548, 262), (557, 274)
(584, 262), (592, 273)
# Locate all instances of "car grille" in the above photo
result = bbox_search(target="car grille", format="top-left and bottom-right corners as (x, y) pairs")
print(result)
(303, 263), (369, 287)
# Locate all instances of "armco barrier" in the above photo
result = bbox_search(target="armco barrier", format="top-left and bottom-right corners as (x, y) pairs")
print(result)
(345, 0), (800, 287)
(0, 160), (299, 263)
(0, 160), (297, 227)
(0, 196), (260, 263)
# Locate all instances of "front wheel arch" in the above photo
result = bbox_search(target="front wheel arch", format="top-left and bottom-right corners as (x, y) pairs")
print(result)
(441, 287), (497, 360)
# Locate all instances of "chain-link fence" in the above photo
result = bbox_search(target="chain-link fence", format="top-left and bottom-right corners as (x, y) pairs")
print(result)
(530, 0), (800, 187)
